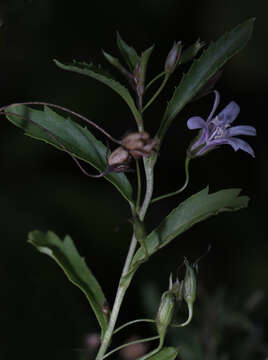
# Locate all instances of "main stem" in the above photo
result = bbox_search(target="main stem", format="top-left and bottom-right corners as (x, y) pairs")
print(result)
(95, 233), (138, 360)
(95, 157), (155, 360)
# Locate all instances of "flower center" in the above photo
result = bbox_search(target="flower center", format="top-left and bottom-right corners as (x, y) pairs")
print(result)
(208, 117), (230, 141)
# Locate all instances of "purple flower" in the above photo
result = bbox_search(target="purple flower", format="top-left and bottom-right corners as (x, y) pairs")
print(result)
(187, 91), (256, 157)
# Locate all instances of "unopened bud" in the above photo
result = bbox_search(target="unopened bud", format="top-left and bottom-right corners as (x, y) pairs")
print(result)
(164, 41), (182, 73)
(133, 62), (144, 97)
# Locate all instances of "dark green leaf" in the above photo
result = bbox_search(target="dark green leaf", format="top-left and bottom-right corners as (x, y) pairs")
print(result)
(159, 18), (255, 139)
(140, 45), (155, 84)
(131, 187), (249, 266)
(179, 39), (206, 65)
(28, 231), (109, 338)
(102, 50), (129, 75)
(54, 59), (141, 123)
(140, 347), (179, 360)
(116, 31), (139, 70)
(5, 104), (133, 203)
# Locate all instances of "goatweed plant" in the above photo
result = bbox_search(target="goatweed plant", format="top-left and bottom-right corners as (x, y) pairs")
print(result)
(2, 19), (256, 360)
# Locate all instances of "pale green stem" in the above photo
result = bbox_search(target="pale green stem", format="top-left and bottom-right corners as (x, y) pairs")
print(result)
(138, 336), (164, 360)
(113, 318), (156, 335)
(95, 233), (138, 360)
(135, 159), (142, 212)
(151, 156), (191, 204)
(102, 335), (160, 360)
(142, 74), (169, 113)
(171, 303), (193, 328)
(145, 71), (166, 91)
(139, 155), (155, 220)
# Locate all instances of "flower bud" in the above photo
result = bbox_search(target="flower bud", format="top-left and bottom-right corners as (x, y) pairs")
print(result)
(164, 41), (182, 73)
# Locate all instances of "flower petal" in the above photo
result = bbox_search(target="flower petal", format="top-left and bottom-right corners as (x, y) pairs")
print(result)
(217, 101), (240, 124)
(226, 137), (255, 157)
(207, 90), (220, 122)
(187, 116), (207, 130)
(226, 125), (256, 137)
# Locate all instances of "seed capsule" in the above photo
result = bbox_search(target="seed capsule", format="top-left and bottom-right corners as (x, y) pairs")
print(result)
(183, 259), (197, 306)
(107, 147), (131, 173)
(121, 132), (158, 159)
(156, 290), (176, 339)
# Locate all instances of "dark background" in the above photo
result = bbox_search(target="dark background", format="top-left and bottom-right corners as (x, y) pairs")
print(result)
(0, 0), (267, 359)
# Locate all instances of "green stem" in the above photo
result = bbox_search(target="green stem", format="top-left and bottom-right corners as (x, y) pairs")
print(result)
(145, 71), (166, 91)
(135, 159), (142, 212)
(142, 74), (169, 113)
(171, 303), (193, 328)
(138, 336), (164, 360)
(102, 335), (160, 360)
(95, 233), (138, 360)
(139, 155), (155, 220)
(151, 156), (191, 204)
(113, 318), (156, 335)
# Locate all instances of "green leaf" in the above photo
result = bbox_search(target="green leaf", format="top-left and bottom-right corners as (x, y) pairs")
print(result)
(5, 104), (133, 203)
(179, 39), (206, 65)
(159, 18), (255, 139)
(116, 31), (139, 70)
(131, 187), (249, 266)
(54, 59), (141, 123)
(141, 347), (179, 360)
(140, 45), (155, 84)
(28, 230), (109, 338)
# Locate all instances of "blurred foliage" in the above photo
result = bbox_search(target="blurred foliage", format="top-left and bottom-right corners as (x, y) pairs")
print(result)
(0, 0), (267, 359)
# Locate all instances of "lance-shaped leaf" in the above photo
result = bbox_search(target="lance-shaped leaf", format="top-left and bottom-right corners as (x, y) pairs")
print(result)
(139, 347), (179, 360)
(131, 187), (249, 267)
(5, 104), (133, 203)
(158, 18), (255, 140)
(140, 45), (155, 83)
(28, 231), (109, 338)
(54, 59), (141, 124)
(116, 31), (139, 70)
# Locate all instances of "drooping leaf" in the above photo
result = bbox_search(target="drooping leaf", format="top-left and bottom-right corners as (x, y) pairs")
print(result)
(54, 59), (142, 123)
(159, 18), (255, 139)
(179, 39), (206, 65)
(116, 31), (139, 70)
(139, 347), (179, 360)
(131, 187), (249, 266)
(5, 104), (133, 203)
(28, 231), (109, 338)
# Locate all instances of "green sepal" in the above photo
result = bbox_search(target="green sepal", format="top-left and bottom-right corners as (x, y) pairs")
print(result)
(5, 104), (133, 203)
(54, 59), (141, 123)
(158, 18), (255, 139)
(131, 187), (249, 266)
(116, 31), (140, 70)
(28, 231), (109, 339)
